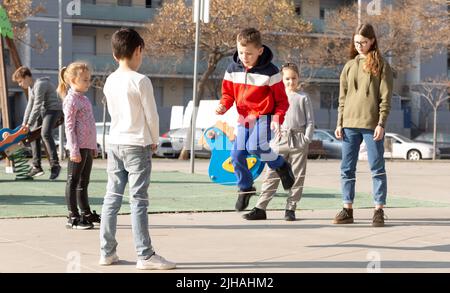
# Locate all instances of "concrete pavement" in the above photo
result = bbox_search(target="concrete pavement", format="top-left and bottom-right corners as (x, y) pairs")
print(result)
(0, 159), (449, 273)
(0, 208), (449, 273)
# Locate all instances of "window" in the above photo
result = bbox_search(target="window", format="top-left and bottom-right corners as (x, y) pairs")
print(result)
(447, 50), (450, 79)
(117, 0), (131, 6)
(320, 8), (325, 19)
(4, 48), (10, 66)
(146, 0), (152, 7)
(320, 91), (338, 109)
(295, 5), (301, 15)
(313, 132), (329, 141)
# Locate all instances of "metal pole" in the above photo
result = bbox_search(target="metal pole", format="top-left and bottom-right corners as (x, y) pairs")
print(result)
(358, 0), (362, 27)
(58, 0), (65, 160)
(190, 0), (202, 174)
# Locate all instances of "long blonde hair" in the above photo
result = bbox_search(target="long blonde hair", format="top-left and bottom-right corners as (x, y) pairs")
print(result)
(350, 23), (382, 76)
(57, 62), (91, 98)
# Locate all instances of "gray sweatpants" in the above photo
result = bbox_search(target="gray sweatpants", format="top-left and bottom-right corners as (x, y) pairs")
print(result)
(255, 133), (309, 211)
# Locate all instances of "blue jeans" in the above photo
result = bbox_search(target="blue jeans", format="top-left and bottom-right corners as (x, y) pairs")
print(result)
(100, 144), (154, 260)
(231, 115), (285, 190)
(341, 128), (387, 205)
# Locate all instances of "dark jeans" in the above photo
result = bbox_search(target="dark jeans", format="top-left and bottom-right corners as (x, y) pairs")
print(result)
(31, 110), (63, 168)
(65, 148), (93, 217)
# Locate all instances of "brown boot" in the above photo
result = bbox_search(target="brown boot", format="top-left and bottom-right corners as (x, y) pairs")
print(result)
(332, 208), (354, 224)
(372, 209), (385, 227)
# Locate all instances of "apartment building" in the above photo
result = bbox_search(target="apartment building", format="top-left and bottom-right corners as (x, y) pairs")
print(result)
(6, 0), (449, 136)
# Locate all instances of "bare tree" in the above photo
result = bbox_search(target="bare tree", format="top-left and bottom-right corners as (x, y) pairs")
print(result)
(144, 0), (312, 159)
(2, 0), (47, 52)
(412, 79), (449, 160)
(309, 0), (450, 74)
(91, 66), (115, 159)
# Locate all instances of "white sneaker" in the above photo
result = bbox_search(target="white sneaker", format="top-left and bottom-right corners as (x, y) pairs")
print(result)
(99, 253), (119, 266)
(136, 254), (176, 270)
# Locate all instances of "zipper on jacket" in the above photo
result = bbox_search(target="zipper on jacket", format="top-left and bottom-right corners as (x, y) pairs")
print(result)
(242, 69), (249, 108)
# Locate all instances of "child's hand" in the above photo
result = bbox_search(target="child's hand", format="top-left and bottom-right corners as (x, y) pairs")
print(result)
(373, 125), (384, 141)
(70, 155), (82, 163)
(335, 127), (343, 140)
(215, 104), (227, 115)
(150, 144), (158, 152)
(270, 121), (281, 139)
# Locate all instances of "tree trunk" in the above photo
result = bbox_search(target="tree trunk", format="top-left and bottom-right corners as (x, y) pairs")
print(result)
(433, 108), (437, 160)
(5, 38), (22, 69)
(179, 52), (222, 160)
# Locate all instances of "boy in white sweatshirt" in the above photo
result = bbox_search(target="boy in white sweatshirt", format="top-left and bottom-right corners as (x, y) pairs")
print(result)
(99, 28), (175, 270)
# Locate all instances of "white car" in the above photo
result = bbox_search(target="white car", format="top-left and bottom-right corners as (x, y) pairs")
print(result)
(359, 132), (439, 160)
(95, 122), (111, 154)
(154, 128), (210, 158)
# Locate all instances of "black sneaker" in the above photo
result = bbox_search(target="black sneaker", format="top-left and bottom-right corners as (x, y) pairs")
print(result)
(332, 208), (354, 224)
(275, 161), (295, 190)
(235, 186), (256, 211)
(84, 210), (101, 224)
(66, 215), (94, 230)
(243, 207), (267, 220)
(284, 210), (296, 221)
(49, 165), (61, 180)
(372, 209), (385, 227)
(28, 166), (44, 177)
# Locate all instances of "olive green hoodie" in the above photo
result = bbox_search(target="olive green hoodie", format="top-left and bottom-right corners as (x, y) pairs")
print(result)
(337, 55), (393, 130)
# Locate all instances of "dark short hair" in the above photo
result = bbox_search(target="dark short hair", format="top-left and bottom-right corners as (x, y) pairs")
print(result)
(237, 28), (262, 48)
(111, 28), (145, 60)
(12, 66), (32, 82)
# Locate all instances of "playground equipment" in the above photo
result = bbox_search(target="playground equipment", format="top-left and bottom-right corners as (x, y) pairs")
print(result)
(202, 121), (265, 186)
(0, 126), (33, 180)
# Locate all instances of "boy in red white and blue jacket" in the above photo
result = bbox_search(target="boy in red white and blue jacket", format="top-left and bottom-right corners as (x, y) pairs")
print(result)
(215, 28), (295, 212)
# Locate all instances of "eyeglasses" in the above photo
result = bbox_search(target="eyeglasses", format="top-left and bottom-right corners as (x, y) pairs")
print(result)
(354, 41), (368, 47)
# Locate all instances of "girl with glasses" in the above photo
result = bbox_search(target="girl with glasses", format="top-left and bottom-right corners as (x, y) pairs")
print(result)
(333, 23), (394, 227)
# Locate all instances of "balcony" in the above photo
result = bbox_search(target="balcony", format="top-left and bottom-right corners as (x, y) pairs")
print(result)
(74, 3), (157, 23)
(72, 53), (229, 78)
(309, 18), (325, 33)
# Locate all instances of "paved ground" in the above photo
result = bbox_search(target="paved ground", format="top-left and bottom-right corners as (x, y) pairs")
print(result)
(0, 159), (449, 273)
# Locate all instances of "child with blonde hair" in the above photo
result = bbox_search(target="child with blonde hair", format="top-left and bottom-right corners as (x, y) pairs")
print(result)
(58, 62), (100, 230)
(243, 62), (315, 221)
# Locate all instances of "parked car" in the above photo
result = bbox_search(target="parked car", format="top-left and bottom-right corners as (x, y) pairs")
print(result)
(312, 129), (342, 159)
(154, 128), (211, 158)
(95, 122), (111, 155)
(54, 135), (103, 159)
(360, 132), (439, 160)
(413, 132), (450, 159)
(155, 136), (179, 158)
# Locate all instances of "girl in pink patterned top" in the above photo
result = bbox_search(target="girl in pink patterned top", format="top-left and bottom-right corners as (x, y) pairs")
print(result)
(57, 62), (100, 230)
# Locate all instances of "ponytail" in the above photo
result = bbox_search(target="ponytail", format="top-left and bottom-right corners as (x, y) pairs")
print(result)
(57, 66), (68, 99)
(56, 62), (91, 99)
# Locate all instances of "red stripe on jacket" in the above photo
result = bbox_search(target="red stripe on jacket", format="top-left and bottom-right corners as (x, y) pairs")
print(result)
(220, 71), (289, 126)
